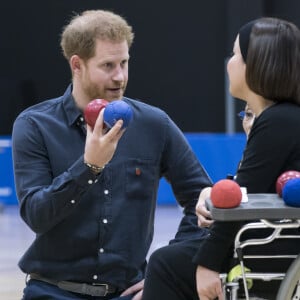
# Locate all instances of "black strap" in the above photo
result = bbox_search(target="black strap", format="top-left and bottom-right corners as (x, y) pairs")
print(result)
(30, 273), (117, 297)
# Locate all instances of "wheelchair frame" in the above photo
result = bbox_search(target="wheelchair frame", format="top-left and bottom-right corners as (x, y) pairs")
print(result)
(206, 194), (300, 300)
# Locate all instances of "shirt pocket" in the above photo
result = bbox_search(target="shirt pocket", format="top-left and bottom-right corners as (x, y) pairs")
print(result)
(125, 158), (157, 201)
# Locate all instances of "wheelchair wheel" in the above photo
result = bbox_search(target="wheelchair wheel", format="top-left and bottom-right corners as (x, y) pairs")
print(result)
(276, 255), (300, 300)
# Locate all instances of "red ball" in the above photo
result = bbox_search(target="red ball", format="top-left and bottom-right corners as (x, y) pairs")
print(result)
(84, 99), (109, 128)
(276, 170), (300, 197)
(211, 179), (242, 208)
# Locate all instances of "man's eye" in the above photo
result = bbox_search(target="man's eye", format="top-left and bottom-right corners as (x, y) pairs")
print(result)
(121, 60), (128, 67)
(104, 63), (113, 68)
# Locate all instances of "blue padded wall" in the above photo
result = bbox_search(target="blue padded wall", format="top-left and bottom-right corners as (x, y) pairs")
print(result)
(0, 134), (246, 205)
(0, 137), (16, 205)
(157, 133), (246, 204)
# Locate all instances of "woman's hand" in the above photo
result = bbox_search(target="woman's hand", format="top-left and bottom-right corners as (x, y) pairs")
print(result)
(196, 187), (213, 227)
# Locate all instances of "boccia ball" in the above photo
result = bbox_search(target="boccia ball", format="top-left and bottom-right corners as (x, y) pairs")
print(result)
(84, 99), (108, 128)
(211, 179), (242, 208)
(227, 264), (253, 289)
(103, 100), (133, 129)
(276, 170), (300, 197)
(282, 177), (300, 207)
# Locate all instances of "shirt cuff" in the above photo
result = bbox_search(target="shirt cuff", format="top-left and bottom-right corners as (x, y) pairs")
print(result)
(69, 155), (101, 187)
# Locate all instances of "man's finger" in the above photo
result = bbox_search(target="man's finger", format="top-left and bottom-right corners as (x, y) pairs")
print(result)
(120, 280), (144, 296)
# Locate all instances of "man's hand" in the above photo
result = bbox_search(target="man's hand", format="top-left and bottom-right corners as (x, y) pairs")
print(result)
(196, 266), (224, 300)
(84, 109), (125, 168)
(120, 279), (144, 300)
(196, 187), (213, 227)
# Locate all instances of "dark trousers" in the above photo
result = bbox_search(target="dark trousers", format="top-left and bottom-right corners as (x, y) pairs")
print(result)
(143, 240), (288, 300)
(22, 279), (133, 300)
(142, 235), (299, 300)
(142, 239), (200, 300)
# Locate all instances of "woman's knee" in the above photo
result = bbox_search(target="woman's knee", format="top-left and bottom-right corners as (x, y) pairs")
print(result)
(147, 242), (195, 277)
(147, 246), (173, 272)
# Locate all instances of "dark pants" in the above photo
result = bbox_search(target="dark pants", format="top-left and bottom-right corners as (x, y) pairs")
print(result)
(142, 239), (200, 300)
(22, 280), (133, 300)
(142, 234), (300, 300)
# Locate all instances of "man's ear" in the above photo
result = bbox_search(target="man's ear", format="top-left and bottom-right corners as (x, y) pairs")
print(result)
(70, 55), (82, 74)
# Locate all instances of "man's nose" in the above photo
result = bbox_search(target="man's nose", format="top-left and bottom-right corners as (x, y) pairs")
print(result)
(112, 66), (126, 82)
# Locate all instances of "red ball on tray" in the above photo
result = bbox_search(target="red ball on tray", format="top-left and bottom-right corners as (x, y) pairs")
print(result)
(276, 170), (300, 197)
(84, 99), (109, 128)
(211, 179), (242, 208)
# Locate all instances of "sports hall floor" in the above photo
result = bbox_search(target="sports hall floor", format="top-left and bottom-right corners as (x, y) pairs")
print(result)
(0, 204), (182, 300)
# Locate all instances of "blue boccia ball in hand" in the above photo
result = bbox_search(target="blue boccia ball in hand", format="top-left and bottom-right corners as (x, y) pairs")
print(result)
(104, 100), (133, 129)
(282, 177), (300, 207)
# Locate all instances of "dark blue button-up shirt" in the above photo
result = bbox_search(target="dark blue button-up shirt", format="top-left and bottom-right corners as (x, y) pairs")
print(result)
(12, 85), (212, 289)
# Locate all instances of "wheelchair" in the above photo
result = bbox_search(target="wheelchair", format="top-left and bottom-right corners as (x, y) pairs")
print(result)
(206, 193), (300, 300)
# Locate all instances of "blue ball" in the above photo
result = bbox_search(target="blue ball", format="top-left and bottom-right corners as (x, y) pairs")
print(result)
(103, 100), (133, 129)
(282, 178), (300, 207)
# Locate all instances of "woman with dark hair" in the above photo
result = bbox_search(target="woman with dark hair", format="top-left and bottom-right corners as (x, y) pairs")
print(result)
(142, 17), (300, 300)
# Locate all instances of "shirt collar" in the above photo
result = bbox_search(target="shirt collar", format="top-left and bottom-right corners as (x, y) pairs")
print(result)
(62, 84), (84, 127)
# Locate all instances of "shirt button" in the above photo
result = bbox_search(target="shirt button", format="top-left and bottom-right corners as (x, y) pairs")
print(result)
(93, 275), (98, 280)
(95, 179), (98, 183)
(99, 248), (104, 253)
(80, 117), (84, 122)
(104, 189), (109, 195)
(88, 179), (93, 185)
(102, 219), (108, 224)
(70, 200), (75, 204)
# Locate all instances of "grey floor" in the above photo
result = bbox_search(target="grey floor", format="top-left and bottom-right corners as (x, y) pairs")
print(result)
(0, 204), (182, 300)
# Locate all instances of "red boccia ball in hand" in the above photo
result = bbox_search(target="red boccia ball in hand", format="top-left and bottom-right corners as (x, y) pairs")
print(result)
(276, 170), (300, 197)
(84, 99), (109, 128)
(211, 179), (242, 208)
